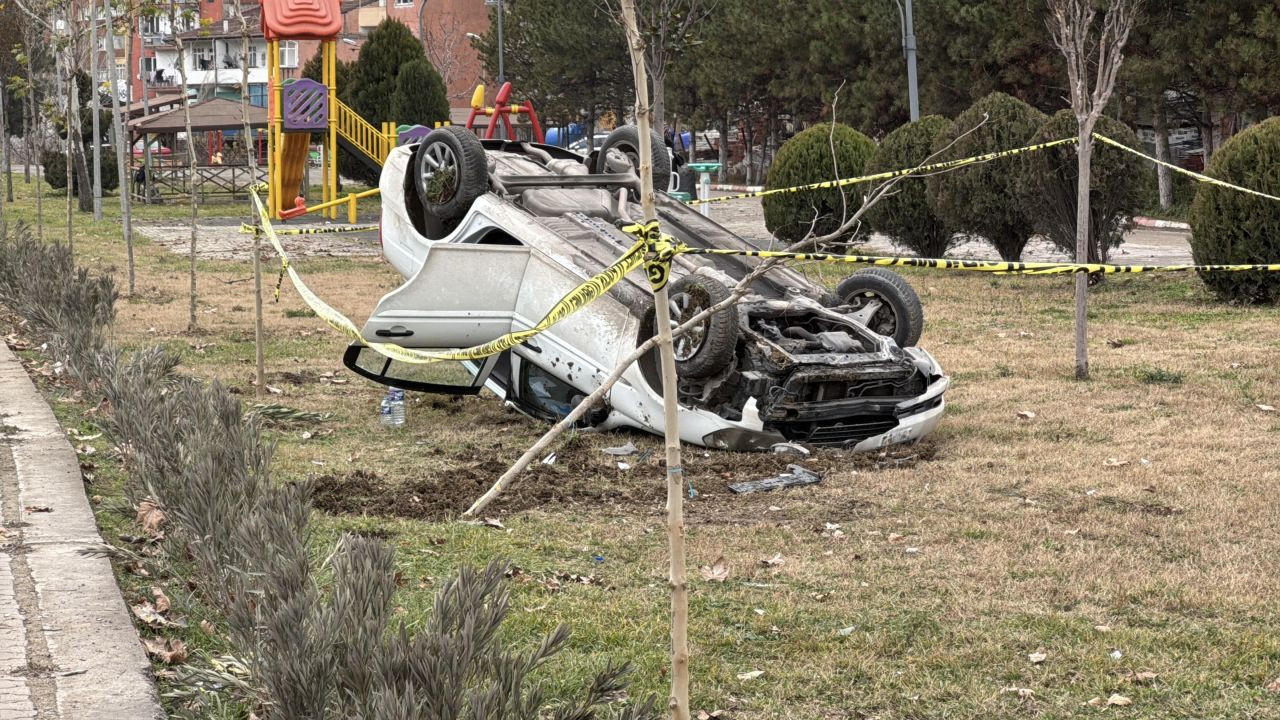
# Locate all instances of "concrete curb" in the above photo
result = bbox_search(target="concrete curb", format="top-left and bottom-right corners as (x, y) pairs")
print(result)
(1133, 216), (1190, 231)
(709, 183), (765, 193)
(0, 344), (162, 720)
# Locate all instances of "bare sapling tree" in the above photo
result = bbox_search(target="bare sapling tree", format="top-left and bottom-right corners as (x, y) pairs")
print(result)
(170, 2), (201, 331)
(20, 19), (44, 240)
(0, 56), (11, 211)
(102, 0), (135, 294)
(617, 2), (691, 717)
(88, 0), (103, 221)
(1046, 0), (1140, 380)
(236, 0), (266, 394)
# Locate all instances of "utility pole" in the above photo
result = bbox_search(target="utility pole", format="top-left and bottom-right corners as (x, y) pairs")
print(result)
(485, 0), (505, 85)
(895, 0), (920, 122)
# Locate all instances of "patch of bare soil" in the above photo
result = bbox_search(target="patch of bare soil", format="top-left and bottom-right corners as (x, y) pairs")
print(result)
(310, 440), (934, 523)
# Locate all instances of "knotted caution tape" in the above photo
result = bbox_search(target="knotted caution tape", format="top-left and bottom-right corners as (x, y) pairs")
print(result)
(625, 220), (678, 291)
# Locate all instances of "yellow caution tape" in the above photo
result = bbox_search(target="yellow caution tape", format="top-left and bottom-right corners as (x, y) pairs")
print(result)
(1093, 134), (1280, 203)
(673, 246), (1280, 275)
(238, 222), (380, 235)
(249, 187), (645, 364)
(687, 137), (1078, 206)
(625, 220), (678, 291)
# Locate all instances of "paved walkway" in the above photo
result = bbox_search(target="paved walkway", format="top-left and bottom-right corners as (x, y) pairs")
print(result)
(706, 194), (1195, 264)
(0, 345), (161, 719)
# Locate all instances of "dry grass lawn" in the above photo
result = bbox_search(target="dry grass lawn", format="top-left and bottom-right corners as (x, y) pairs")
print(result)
(6, 177), (1280, 719)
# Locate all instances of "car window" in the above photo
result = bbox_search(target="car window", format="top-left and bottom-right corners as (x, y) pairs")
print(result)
(518, 363), (581, 420)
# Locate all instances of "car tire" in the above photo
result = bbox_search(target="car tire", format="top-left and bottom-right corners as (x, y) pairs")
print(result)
(595, 125), (672, 193)
(414, 126), (488, 222)
(649, 274), (739, 379)
(835, 268), (924, 347)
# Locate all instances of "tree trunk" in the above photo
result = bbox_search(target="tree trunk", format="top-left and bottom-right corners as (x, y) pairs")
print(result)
(1074, 127), (1092, 381)
(620, 4), (689, 719)
(239, 0), (266, 395)
(172, 19), (200, 332)
(89, 0), (103, 220)
(651, 68), (666, 134)
(104, 3), (135, 293)
(1152, 95), (1173, 210)
(65, 54), (76, 248)
(24, 17), (41, 239)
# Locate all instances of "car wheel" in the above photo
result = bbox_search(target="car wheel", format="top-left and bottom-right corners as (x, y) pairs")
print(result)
(414, 126), (488, 222)
(595, 125), (672, 193)
(835, 268), (924, 347)
(652, 274), (739, 379)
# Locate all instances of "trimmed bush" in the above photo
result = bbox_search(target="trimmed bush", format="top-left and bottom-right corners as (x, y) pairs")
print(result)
(762, 123), (876, 245)
(866, 115), (958, 257)
(1190, 118), (1280, 303)
(42, 147), (120, 194)
(1020, 111), (1148, 263)
(926, 92), (1047, 261)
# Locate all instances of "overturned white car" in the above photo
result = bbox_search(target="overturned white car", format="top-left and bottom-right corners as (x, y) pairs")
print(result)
(346, 125), (949, 451)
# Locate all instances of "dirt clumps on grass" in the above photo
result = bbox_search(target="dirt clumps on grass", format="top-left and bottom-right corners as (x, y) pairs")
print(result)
(310, 440), (934, 523)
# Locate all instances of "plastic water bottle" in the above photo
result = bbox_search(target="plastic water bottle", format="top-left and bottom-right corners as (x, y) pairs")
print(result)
(379, 388), (406, 427)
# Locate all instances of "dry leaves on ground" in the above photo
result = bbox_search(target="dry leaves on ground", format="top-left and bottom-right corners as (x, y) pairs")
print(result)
(142, 637), (188, 665)
(151, 587), (171, 614)
(1028, 651), (1047, 664)
(699, 556), (729, 582)
(1089, 694), (1132, 707)
(759, 553), (784, 567)
(135, 500), (166, 537)
(736, 670), (764, 681)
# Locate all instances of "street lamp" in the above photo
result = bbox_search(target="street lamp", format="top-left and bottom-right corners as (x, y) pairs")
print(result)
(483, 0), (505, 86)
(893, 0), (920, 122)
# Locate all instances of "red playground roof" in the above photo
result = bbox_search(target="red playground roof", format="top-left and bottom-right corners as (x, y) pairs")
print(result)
(260, 0), (342, 40)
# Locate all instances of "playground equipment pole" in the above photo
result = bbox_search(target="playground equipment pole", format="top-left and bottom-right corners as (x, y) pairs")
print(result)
(325, 40), (338, 220)
(267, 39), (279, 217)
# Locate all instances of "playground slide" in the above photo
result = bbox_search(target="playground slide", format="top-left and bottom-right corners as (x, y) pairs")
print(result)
(278, 133), (310, 204)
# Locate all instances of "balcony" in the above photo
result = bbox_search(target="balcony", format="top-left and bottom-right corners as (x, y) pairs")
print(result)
(184, 67), (269, 87)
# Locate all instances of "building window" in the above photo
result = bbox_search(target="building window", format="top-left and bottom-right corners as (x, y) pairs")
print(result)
(279, 40), (298, 68)
(249, 83), (267, 107)
(394, 0), (413, 6)
(140, 56), (157, 75)
(191, 43), (213, 71)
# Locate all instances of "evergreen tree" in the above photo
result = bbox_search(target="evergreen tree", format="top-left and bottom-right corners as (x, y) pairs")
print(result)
(391, 58), (448, 127)
(350, 19), (426, 128)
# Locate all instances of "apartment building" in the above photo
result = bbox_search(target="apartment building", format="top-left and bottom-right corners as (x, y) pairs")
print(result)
(128, 0), (488, 112)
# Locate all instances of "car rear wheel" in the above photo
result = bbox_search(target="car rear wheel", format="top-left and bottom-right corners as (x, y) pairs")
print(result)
(835, 268), (924, 347)
(647, 274), (739, 379)
(595, 125), (672, 194)
(414, 126), (488, 222)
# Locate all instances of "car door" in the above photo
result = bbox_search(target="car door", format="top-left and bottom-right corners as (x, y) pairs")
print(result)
(360, 243), (533, 348)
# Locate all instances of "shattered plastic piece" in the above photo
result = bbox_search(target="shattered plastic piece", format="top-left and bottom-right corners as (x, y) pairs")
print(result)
(770, 442), (810, 456)
(728, 464), (822, 494)
(602, 442), (639, 456)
